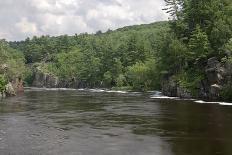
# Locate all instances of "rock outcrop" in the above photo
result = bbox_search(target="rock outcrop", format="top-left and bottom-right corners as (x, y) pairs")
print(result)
(162, 78), (177, 97)
(31, 67), (84, 88)
(0, 64), (24, 98)
(162, 57), (232, 100)
(5, 82), (16, 97)
(162, 77), (195, 99)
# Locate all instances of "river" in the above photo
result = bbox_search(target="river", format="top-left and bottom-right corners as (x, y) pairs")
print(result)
(0, 88), (232, 155)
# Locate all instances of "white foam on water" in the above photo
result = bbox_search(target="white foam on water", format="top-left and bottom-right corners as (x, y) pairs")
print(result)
(151, 96), (179, 99)
(194, 100), (232, 106)
(25, 87), (77, 91)
(47, 88), (77, 91)
(194, 100), (217, 104)
(150, 91), (180, 99)
(26, 87), (135, 94)
(218, 102), (232, 106)
(89, 89), (132, 94)
(89, 89), (106, 92)
(105, 90), (128, 94)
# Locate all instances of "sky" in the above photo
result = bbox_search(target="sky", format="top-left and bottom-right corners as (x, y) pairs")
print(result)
(0, 0), (168, 41)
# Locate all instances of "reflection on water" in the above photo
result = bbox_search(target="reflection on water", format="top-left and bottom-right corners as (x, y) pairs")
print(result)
(0, 89), (232, 155)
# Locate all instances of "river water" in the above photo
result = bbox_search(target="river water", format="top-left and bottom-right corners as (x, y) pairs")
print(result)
(0, 88), (232, 155)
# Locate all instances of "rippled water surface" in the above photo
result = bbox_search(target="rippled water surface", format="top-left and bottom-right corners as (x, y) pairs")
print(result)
(0, 89), (232, 155)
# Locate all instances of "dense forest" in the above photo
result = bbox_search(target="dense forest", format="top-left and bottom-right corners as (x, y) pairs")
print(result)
(10, 21), (169, 91)
(0, 0), (232, 100)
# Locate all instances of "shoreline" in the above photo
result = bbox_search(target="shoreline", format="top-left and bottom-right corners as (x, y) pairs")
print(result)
(24, 87), (232, 105)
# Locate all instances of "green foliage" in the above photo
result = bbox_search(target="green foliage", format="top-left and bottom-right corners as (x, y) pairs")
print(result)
(0, 40), (27, 80)
(23, 69), (34, 86)
(45, 48), (102, 85)
(175, 70), (204, 96)
(103, 71), (113, 87)
(163, 0), (184, 20)
(7, 0), (232, 98)
(0, 75), (7, 93)
(158, 33), (188, 74)
(116, 74), (126, 87)
(127, 59), (159, 91)
(127, 62), (149, 91)
(188, 25), (210, 60)
(161, 0), (232, 98)
(224, 38), (232, 56)
(10, 21), (169, 89)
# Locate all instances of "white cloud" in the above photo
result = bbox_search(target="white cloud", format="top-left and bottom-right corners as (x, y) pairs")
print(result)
(15, 18), (38, 34)
(0, 0), (168, 41)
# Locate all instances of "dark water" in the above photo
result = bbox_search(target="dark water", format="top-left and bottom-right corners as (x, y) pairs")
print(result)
(0, 89), (232, 155)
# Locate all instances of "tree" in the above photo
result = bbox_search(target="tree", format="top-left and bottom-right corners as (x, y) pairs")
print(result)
(163, 0), (184, 20)
(103, 71), (112, 87)
(0, 75), (7, 93)
(188, 25), (210, 61)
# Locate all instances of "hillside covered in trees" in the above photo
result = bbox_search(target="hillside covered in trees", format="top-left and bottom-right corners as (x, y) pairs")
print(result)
(0, 0), (232, 101)
(10, 21), (170, 91)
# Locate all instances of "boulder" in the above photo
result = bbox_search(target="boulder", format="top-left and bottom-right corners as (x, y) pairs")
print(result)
(209, 84), (222, 99)
(177, 87), (192, 98)
(14, 78), (24, 93)
(205, 57), (224, 84)
(5, 82), (16, 96)
(162, 77), (177, 97)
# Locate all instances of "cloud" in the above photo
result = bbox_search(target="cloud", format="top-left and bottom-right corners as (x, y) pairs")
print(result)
(0, 0), (168, 41)
(15, 18), (38, 34)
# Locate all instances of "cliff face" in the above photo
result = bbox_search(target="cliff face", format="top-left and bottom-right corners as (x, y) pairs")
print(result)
(162, 57), (232, 101)
(31, 67), (87, 88)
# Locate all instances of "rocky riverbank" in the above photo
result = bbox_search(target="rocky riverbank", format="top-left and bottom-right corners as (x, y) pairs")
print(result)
(162, 57), (232, 101)
(29, 57), (232, 101)
(0, 64), (24, 98)
(0, 79), (24, 98)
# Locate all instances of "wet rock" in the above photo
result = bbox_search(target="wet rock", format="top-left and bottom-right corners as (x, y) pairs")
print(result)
(162, 77), (177, 97)
(205, 57), (224, 84)
(32, 67), (59, 88)
(32, 67), (82, 88)
(177, 87), (192, 98)
(162, 57), (232, 101)
(209, 84), (222, 99)
(14, 78), (24, 94)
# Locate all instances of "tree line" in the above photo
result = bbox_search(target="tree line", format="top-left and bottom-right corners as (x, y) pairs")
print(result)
(0, 0), (231, 99)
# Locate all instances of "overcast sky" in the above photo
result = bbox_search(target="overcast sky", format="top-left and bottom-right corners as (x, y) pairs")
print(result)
(0, 0), (168, 41)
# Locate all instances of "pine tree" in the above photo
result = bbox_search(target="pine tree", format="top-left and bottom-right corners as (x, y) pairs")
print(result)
(163, 0), (184, 20)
